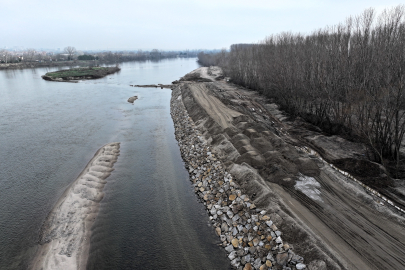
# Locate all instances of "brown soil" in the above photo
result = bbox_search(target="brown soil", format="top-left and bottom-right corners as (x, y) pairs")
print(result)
(178, 67), (405, 270)
(180, 70), (212, 82)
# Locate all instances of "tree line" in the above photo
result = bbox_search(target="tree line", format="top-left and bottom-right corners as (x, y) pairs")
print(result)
(0, 47), (203, 64)
(199, 6), (405, 177)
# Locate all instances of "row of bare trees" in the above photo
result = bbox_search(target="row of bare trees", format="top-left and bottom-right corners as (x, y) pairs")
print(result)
(200, 6), (405, 176)
(0, 49), (11, 63)
(197, 49), (227, 66)
(0, 48), (42, 63)
(0, 48), (72, 63)
(0, 47), (199, 64)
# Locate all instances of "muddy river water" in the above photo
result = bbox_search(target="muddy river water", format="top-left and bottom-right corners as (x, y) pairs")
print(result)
(0, 58), (231, 269)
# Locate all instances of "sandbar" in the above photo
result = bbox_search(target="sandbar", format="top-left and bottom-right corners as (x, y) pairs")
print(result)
(30, 142), (120, 270)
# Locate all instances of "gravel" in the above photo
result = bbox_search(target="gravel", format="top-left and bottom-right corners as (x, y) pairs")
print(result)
(170, 85), (306, 270)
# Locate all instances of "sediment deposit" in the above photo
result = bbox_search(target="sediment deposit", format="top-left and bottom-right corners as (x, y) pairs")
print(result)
(171, 86), (334, 270)
(127, 96), (138, 103)
(30, 143), (120, 270)
(170, 67), (405, 270)
(41, 67), (120, 82)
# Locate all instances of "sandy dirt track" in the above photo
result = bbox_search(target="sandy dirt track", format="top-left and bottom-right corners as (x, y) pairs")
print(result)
(180, 67), (405, 270)
(189, 83), (241, 128)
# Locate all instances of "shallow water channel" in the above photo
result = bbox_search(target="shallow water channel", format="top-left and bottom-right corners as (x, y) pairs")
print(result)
(0, 58), (231, 269)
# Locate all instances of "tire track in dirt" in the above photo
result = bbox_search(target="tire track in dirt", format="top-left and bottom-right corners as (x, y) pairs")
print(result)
(183, 67), (405, 270)
(188, 83), (241, 129)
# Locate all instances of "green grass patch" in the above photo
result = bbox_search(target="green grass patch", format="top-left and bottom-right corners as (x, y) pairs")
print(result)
(45, 67), (110, 78)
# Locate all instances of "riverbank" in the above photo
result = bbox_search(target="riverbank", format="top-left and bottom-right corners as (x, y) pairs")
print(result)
(30, 143), (120, 270)
(171, 86), (317, 270)
(170, 67), (405, 270)
(0, 57), (192, 71)
(0, 60), (98, 70)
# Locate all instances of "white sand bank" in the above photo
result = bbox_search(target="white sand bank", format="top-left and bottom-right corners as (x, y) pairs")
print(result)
(30, 143), (120, 270)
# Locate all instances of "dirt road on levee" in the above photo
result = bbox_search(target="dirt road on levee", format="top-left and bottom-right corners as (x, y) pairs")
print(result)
(177, 67), (405, 270)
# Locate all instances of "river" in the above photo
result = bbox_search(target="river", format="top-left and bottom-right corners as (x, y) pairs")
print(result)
(0, 58), (231, 269)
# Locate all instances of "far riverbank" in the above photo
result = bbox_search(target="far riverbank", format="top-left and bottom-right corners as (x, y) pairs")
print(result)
(0, 57), (196, 71)
(0, 60), (98, 70)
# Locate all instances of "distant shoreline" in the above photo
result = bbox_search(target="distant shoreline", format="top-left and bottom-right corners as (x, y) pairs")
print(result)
(0, 57), (196, 71)
(0, 60), (100, 70)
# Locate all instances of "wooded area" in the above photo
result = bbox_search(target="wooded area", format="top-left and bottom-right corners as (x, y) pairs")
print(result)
(199, 6), (405, 177)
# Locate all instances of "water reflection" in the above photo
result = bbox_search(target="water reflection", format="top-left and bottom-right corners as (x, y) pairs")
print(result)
(0, 58), (231, 270)
(3, 69), (17, 78)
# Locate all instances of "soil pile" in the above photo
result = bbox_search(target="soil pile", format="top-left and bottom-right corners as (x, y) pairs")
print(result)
(170, 67), (405, 270)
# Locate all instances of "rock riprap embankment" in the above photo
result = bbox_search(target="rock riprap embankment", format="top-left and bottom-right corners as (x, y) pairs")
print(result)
(170, 86), (307, 270)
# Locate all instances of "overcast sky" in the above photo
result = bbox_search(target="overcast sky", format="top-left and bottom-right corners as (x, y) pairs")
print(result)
(1, 0), (404, 51)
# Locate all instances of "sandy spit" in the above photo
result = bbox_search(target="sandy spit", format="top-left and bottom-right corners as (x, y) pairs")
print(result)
(29, 142), (120, 270)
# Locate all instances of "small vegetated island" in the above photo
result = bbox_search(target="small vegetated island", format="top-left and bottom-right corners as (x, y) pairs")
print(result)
(41, 66), (120, 82)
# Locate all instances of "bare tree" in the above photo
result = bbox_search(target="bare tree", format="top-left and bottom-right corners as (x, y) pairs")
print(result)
(150, 49), (161, 59)
(102, 51), (115, 62)
(212, 5), (405, 175)
(24, 49), (36, 62)
(64, 46), (76, 60)
(0, 49), (10, 63)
